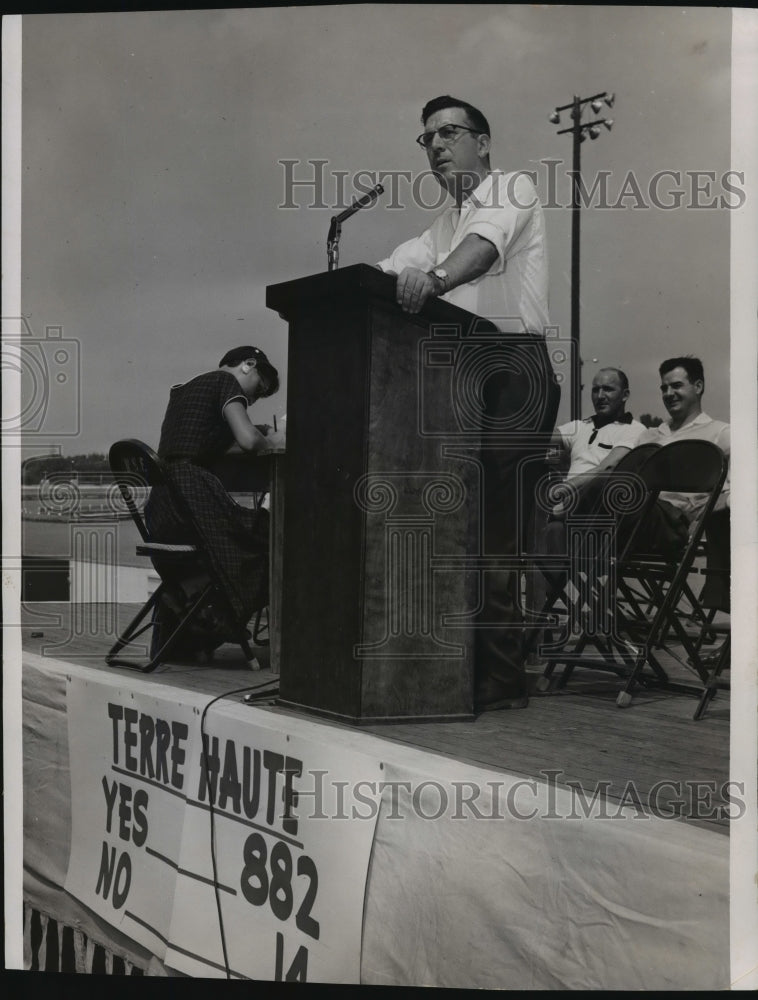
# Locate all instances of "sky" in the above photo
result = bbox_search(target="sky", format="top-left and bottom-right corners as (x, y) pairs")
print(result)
(11, 5), (741, 456)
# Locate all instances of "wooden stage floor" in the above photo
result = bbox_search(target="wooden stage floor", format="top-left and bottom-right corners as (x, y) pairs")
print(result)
(19, 602), (732, 836)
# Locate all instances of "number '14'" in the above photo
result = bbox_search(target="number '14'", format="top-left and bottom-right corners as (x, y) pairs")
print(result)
(275, 932), (307, 982)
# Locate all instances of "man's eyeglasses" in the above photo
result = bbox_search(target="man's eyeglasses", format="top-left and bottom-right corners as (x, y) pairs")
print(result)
(416, 123), (482, 149)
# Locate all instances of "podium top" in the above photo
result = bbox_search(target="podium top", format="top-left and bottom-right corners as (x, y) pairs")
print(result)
(266, 263), (495, 330)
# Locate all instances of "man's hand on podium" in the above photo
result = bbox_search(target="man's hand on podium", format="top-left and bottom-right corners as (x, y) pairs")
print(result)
(377, 263), (438, 315)
(395, 266), (441, 315)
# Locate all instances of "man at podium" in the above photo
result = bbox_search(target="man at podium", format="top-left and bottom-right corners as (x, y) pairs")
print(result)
(377, 95), (560, 712)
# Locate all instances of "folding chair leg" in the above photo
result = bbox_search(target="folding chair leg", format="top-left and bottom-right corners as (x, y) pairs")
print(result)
(534, 624), (564, 692)
(252, 606), (270, 647)
(693, 683), (717, 722)
(692, 607), (719, 651)
(107, 583), (214, 672)
(535, 661), (558, 692)
(237, 631), (261, 671)
(527, 581), (569, 693)
(615, 644), (648, 708)
(693, 634), (730, 721)
(106, 588), (163, 670)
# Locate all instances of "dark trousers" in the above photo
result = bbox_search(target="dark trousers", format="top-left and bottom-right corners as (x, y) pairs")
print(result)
(474, 334), (561, 700)
(538, 483), (691, 597)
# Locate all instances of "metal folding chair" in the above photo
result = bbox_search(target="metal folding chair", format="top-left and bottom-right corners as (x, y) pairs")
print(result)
(106, 439), (260, 672)
(532, 443), (661, 691)
(610, 440), (728, 707)
(692, 509), (730, 720)
(533, 441), (729, 710)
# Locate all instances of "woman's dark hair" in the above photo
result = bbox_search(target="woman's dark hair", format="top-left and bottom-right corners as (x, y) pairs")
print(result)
(219, 345), (279, 397)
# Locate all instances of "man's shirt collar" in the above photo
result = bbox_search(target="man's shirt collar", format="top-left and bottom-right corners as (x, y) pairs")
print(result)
(661, 411), (711, 435)
(590, 411), (633, 428)
(587, 411), (633, 443)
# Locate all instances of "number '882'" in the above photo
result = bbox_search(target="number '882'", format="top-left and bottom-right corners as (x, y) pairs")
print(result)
(240, 832), (319, 940)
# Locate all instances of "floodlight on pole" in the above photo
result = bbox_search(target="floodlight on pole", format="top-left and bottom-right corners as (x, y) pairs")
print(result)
(548, 90), (617, 421)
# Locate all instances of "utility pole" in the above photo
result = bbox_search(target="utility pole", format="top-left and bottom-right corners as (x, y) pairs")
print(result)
(549, 92), (615, 421)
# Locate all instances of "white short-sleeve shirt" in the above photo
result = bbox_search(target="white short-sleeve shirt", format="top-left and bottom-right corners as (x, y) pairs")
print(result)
(637, 412), (731, 515)
(377, 170), (550, 335)
(558, 417), (646, 479)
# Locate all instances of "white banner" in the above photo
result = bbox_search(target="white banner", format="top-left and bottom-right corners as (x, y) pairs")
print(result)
(64, 674), (382, 982)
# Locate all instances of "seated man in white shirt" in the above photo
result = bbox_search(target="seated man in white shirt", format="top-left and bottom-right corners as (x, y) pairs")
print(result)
(549, 367), (645, 494)
(637, 355), (730, 516)
(638, 356), (730, 612)
(541, 367), (645, 587)
(376, 96), (560, 713)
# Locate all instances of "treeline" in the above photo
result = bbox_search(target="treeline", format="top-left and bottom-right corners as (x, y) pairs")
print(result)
(639, 413), (664, 428)
(22, 453), (111, 485)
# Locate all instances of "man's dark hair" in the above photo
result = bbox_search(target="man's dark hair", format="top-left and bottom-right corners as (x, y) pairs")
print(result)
(219, 345), (280, 397)
(659, 356), (705, 385)
(597, 367), (629, 392)
(421, 96), (491, 137)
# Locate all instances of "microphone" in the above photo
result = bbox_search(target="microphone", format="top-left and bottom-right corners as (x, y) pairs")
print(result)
(327, 183), (384, 271)
(334, 183), (385, 224)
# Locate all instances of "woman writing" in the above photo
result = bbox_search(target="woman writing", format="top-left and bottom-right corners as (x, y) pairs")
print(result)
(145, 345), (286, 654)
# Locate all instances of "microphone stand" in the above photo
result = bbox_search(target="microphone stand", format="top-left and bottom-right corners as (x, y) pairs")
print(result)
(327, 216), (341, 272)
(326, 183), (384, 272)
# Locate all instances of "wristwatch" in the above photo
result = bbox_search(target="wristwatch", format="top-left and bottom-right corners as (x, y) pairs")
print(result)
(428, 267), (449, 295)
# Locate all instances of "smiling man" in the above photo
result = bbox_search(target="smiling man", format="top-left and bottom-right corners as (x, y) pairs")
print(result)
(376, 96), (560, 714)
(638, 356), (730, 516)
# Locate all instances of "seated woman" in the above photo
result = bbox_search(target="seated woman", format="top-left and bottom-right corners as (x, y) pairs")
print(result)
(145, 345), (286, 655)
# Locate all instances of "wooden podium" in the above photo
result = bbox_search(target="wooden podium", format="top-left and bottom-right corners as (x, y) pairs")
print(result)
(267, 264), (491, 724)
